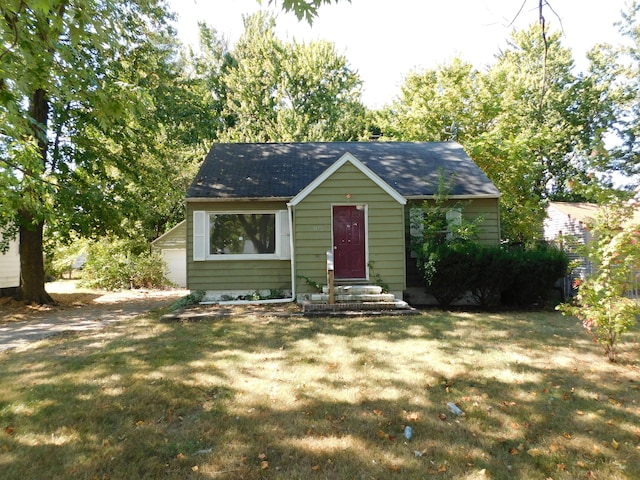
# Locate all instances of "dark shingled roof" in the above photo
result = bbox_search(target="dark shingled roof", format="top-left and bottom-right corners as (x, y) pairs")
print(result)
(187, 142), (499, 200)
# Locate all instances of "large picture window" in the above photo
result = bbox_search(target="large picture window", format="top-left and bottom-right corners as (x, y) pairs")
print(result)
(192, 210), (290, 261)
(209, 213), (276, 255)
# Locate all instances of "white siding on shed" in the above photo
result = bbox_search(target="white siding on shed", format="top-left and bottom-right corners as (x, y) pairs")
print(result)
(152, 222), (187, 288)
(0, 237), (20, 289)
(162, 249), (186, 287)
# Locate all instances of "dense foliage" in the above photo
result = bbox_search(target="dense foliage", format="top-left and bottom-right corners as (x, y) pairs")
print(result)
(558, 201), (640, 362)
(81, 238), (169, 290)
(3, 0), (640, 300)
(419, 241), (569, 310)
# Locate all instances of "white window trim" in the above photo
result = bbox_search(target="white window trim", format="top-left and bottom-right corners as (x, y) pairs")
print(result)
(193, 210), (290, 261)
(409, 206), (463, 251)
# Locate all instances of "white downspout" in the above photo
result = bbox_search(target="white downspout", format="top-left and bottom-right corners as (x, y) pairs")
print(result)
(288, 202), (296, 302)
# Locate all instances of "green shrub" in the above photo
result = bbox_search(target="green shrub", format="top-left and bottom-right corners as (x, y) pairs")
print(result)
(81, 238), (169, 290)
(558, 202), (640, 362)
(468, 244), (516, 309)
(500, 244), (569, 307)
(418, 242), (568, 309)
(421, 242), (476, 308)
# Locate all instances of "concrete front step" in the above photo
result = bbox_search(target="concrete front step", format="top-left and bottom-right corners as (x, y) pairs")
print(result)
(321, 285), (383, 295)
(310, 293), (396, 303)
(302, 300), (413, 314)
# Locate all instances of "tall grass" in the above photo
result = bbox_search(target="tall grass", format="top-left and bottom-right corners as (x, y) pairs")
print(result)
(0, 309), (638, 479)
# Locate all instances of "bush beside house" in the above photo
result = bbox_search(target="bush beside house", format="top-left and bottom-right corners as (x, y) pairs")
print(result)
(81, 238), (170, 290)
(417, 241), (569, 309)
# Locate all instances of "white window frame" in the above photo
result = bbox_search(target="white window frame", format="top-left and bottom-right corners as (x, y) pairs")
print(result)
(409, 206), (463, 251)
(193, 210), (290, 261)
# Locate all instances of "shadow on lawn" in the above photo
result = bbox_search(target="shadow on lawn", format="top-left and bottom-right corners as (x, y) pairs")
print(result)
(0, 310), (638, 479)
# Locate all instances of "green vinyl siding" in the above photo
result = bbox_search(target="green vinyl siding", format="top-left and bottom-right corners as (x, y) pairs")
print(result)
(293, 162), (406, 296)
(152, 221), (186, 250)
(406, 198), (501, 245)
(186, 201), (291, 292)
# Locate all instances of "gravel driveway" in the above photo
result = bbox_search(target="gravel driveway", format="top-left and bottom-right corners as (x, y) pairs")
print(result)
(0, 281), (188, 352)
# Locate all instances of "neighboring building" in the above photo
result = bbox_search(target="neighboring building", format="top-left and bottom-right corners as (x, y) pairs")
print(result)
(544, 202), (599, 245)
(544, 201), (640, 296)
(185, 142), (501, 303)
(0, 236), (20, 296)
(151, 221), (187, 288)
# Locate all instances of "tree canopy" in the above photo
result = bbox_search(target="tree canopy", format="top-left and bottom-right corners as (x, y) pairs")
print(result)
(0, 0), (180, 302)
(2, 0), (640, 301)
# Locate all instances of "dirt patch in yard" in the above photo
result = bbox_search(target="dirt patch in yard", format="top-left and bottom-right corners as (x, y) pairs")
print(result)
(0, 279), (188, 324)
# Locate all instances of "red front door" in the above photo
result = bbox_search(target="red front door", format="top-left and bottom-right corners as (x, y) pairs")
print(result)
(333, 205), (366, 279)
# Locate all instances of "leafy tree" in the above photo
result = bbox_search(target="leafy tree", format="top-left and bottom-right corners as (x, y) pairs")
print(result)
(558, 201), (640, 362)
(377, 58), (495, 143)
(183, 23), (236, 147)
(262, 0), (347, 23)
(379, 24), (623, 243)
(220, 12), (365, 142)
(0, 0), (174, 303)
(611, 0), (640, 177)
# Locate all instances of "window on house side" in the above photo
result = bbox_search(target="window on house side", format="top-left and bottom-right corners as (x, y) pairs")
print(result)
(209, 213), (276, 255)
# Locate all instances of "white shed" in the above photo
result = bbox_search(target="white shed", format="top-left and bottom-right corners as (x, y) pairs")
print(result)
(152, 221), (186, 288)
(0, 236), (20, 295)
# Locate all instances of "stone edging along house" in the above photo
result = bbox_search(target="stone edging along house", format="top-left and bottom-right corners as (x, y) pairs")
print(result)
(185, 142), (500, 303)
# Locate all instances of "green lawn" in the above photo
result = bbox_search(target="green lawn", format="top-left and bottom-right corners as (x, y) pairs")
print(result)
(0, 308), (638, 479)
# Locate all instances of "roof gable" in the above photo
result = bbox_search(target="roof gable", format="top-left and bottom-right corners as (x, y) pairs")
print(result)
(187, 142), (500, 201)
(289, 152), (406, 206)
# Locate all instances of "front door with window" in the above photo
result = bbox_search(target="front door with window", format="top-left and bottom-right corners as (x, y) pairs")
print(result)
(333, 205), (366, 279)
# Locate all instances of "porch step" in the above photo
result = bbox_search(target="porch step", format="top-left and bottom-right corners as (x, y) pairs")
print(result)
(303, 283), (416, 315)
(302, 299), (414, 315)
(321, 285), (383, 295)
(311, 293), (396, 303)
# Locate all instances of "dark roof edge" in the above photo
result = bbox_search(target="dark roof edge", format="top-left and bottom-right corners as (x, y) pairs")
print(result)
(404, 194), (501, 200)
(186, 197), (292, 203)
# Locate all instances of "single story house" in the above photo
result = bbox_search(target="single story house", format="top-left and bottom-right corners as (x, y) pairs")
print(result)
(186, 142), (501, 303)
(0, 236), (20, 296)
(151, 221), (187, 287)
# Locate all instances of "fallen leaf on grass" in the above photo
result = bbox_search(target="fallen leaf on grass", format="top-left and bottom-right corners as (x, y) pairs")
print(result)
(437, 465), (447, 472)
(258, 453), (267, 460)
(176, 453), (186, 460)
(376, 429), (386, 439)
(509, 448), (519, 455)
(5, 426), (14, 435)
(312, 465), (320, 471)
(563, 432), (572, 440)
(191, 465), (199, 472)
(261, 461), (269, 470)
(527, 448), (541, 457)
(611, 439), (619, 450)
(373, 409), (383, 416)
(406, 411), (419, 421)
(438, 413), (447, 421)
(387, 464), (400, 472)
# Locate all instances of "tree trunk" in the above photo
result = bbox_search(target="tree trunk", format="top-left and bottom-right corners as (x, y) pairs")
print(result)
(16, 212), (53, 305)
(16, 88), (54, 304)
